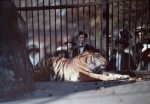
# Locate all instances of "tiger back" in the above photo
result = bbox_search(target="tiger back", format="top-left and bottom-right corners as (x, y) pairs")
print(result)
(33, 57), (69, 81)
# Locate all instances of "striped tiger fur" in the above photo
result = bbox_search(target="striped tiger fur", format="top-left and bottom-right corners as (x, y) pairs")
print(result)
(33, 49), (130, 82)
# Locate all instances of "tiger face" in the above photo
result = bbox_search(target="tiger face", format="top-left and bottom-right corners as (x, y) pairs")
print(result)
(79, 50), (107, 73)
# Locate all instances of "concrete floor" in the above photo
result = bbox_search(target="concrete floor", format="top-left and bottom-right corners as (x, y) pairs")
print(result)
(1, 80), (150, 104)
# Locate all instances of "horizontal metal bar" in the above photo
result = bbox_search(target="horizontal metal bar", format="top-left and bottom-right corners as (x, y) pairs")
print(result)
(17, 1), (102, 11)
(16, 0), (128, 11)
(108, 0), (126, 4)
(108, 70), (150, 77)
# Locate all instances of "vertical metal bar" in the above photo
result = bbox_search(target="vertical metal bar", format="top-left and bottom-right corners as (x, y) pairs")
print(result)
(55, 0), (57, 51)
(134, 0), (137, 67)
(60, 0), (63, 51)
(71, 0), (74, 38)
(111, 3), (114, 50)
(117, 2), (119, 71)
(148, 1), (150, 20)
(140, 1), (144, 27)
(88, 0), (91, 47)
(139, 0), (144, 70)
(100, 4), (102, 50)
(129, 0), (131, 45)
(49, 0), (52, 56)
(128, 0), (131, 36)
(66, 1), (69, 51)
(122, 1), (125, 70)
(146, 1), (149, 41)
(83, 0), (85, 33)
(31, 0), (35, 65)
(144, 1), (149, 70)
(37, 0), (40, 61)
(94, 1), (96, 48)
(43, 0), (46, 58)
(25, 0), (28, 48)
(146, 1), (150, 70)
(77, 0), (79, 33)
(117, 2), (119, 39)
(77, 0), (80, 54)
(102, 0), (109, 60)
(122, 2), (125, 30)
(19, 0), (21, 14)
(128, 0), (131, 70)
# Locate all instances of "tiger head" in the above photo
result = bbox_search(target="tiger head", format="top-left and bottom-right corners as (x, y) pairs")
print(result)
(74, 49), (107, 74)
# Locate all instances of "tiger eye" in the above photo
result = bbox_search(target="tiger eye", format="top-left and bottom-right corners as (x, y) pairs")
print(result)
(98, 53), (101, 58)
(95, 53), (100, 57)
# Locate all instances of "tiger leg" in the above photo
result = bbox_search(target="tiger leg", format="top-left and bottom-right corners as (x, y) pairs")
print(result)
(79, 72), (119, 81)
(102, 71), (130, 79)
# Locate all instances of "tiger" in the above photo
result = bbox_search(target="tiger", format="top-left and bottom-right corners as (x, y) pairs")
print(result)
(33, 49), (130, 82)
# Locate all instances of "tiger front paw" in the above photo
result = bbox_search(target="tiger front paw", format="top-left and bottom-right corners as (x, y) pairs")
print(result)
(109, 74), (130, 80)
(121, 75), (130, 79)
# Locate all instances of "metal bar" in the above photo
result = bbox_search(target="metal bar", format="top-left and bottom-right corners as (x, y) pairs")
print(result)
(122, 1), (125, 70)
(94, 0), (96, 48)
(88, 0), (91, 47)
(108, 0), (126, 4)
(140, 1), (144, 26)
(102, 0), (109, 60)
(37, 0), (40, 61)
(54, 0), (57, 51)
(149, 0), (150, 19)
(83, 0), (85, 33)
(100, 5), (102, 50)
(139, 1), (144, 70)
(117, 2), (119, 71)
(128, 0), (131, 38)
(17, 1), (102, 11)
(132, 71), (150, 76)
(43, 0), (46, 58)
(146, 1), (150, 71)
(77, 0), (80, 54)
(117, 2), (119, 39)
(128, 0), (131, 70)
(77, 2), (79, 33)
(134, 0), (137, 67)
(66, 1), (69, 51)
(31, 0), (35, 65)
(71, 0), (74, 39)
(109, 70), (150, 77)
(25, 0), (28, 48)
(111, 3), (114, 50)
(19, 0), (21, 14)
(60, 0), (63, 51)
(49, 0), (52, 56)
(129, 0), (131, 47)
(122, 1), (125, 30)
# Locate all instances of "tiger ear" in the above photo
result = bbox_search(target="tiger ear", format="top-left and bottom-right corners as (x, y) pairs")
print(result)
(82, 50), (90, 55)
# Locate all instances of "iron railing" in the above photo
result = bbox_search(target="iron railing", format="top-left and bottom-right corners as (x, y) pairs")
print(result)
(12, 0), (150, 73)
